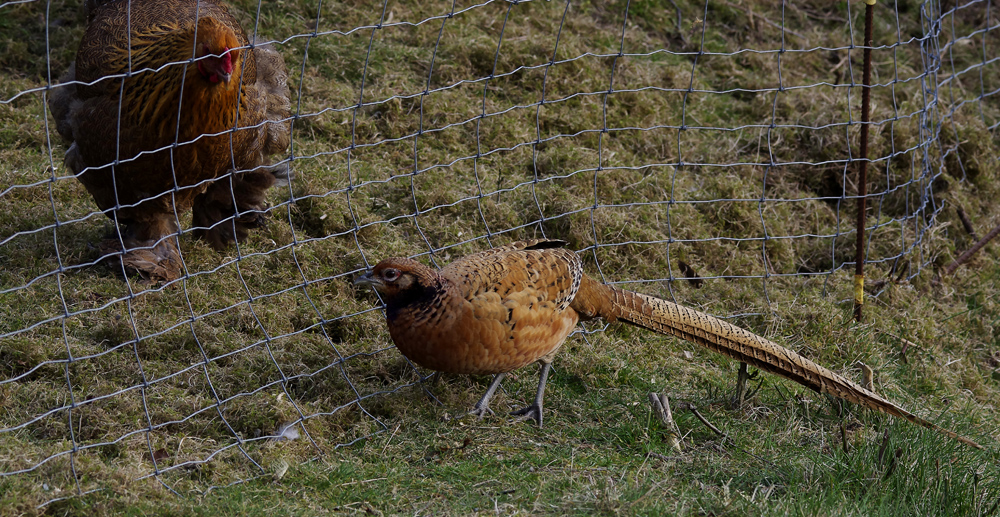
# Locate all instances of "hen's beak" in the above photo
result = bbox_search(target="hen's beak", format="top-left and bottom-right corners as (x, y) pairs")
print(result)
(353, 271), (379, 289)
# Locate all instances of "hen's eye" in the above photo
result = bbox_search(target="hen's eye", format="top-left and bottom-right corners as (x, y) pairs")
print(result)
(382, 268), (400, 282)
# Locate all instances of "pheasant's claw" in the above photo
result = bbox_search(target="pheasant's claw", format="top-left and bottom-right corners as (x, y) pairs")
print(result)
(468, 404), (495, 420)
(510, 404), (543, 428)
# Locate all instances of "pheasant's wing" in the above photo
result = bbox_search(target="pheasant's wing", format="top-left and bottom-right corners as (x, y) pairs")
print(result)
(446, 239), (569, 272)
(443, 244), (582, 312)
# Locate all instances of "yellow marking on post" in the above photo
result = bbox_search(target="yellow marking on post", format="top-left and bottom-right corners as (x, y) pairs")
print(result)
(854, 274), (865, 306)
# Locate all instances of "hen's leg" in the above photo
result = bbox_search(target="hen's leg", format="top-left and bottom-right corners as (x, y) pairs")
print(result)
(469, 372), (507, 419)
(192, 164), (288, 250)
(510, 361), (552, 428)
(100, 213), (183, 283)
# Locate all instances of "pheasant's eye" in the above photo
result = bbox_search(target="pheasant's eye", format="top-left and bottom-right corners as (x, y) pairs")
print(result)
(382, 268), (400, 282)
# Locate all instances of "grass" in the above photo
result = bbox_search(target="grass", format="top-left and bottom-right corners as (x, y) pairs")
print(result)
(1, 0), (999, 514)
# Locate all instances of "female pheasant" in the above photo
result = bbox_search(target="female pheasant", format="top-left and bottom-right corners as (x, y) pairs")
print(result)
(356, 239), (982, 449)
(50, 0), (290, 282)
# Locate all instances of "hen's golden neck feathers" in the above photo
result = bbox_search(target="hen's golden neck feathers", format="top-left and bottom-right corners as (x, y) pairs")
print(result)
(173, 17), (245, 133)
(192, 17), (241, 85)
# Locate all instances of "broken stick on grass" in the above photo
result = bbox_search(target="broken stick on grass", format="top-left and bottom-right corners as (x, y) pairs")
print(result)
(956, 205), (980, 241)
(943, 221), (1000, 276)
(648, 392), (683, 452)
(677, 402), (727, 439)
(857, 362), (875, 393)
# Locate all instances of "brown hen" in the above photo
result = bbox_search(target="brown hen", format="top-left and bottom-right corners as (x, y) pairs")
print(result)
(356, 239), (981, 449)
(49, 0), (290, 282)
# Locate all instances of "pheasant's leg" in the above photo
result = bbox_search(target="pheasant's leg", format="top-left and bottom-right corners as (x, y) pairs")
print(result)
(417, 372), (444, 406)
(731, 362), (758, 409)
(469, 373), (506, 419)
(511, 362), (552, 428)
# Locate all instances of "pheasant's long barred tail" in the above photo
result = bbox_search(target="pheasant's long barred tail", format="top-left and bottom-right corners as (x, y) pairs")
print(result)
(595, 283), (984, 450)
(1, 0), (995, 508)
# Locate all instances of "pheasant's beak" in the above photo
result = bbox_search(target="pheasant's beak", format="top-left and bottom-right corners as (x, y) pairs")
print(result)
(353, 271), (381, 289)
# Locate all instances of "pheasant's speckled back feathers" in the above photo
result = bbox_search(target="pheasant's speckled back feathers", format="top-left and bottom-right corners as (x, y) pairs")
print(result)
(445, 242), (582, 313)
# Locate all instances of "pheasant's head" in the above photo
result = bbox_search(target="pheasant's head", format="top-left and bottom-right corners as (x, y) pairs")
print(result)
(354, 258), (439, 305)
(194, 17), (241, 85)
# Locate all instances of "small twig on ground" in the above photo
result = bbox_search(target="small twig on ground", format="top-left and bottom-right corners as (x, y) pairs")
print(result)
(680, 402), (791, 480)
(832, 399), (850, 456)
(679, 402), (727, 438)
(956, 205), (980, 240)
(677, 260), (704, 289)
(943, 221), (1000, 276)
(881, 331), (920, 364)
(380, 424), (401, 455)
(883, 447), (902, 480)
(731, 362), (758, 409)
(666, 0), (682, 34)
(648, 392), (682, 452)
(646, 452), (683, 462)
(895, 261), (910, 283)
(877, 429), (891, 467)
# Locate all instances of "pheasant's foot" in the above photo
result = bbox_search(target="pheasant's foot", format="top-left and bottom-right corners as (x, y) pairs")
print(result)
(510, 404), (543, 428)
(468, 403), (495, 420)
(510, 362), (551, 428)
(467, 373), (506, 421)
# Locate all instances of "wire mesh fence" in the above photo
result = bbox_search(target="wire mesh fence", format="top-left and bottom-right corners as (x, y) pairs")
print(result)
(0, 0), (997, 508)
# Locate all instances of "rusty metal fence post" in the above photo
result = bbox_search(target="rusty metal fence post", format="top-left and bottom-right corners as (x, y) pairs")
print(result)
(854, 0), (876, 321)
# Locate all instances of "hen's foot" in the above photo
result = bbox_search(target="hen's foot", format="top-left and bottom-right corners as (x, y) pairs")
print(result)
(99, 237), (182, 284)
(192, 165), (288, 250)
